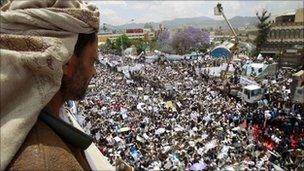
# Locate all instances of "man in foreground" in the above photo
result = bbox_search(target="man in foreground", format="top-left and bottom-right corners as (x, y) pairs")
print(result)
(0, 0), (114, 170)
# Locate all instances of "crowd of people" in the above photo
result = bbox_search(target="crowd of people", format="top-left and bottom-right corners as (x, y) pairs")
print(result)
(73, 53), (303, 170)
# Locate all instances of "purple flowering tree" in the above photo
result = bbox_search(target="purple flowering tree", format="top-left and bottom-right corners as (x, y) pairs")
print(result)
(171, 26), (210, 54)
(156, 30), (174, 53)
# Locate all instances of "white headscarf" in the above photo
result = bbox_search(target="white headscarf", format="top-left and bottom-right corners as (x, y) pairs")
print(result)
(0, 0), (99, 169)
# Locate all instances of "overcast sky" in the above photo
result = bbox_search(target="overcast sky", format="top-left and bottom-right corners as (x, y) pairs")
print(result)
(89, 1), (303, 25)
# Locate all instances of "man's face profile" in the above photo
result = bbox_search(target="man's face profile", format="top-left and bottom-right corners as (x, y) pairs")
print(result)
(61, 35), (98, 100)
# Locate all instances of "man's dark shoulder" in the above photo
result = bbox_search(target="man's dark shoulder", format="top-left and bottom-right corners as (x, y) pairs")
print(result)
(7, 119), (85, 171)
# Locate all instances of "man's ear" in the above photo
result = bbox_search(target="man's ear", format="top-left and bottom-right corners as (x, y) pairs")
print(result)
(63, 54), (78, 77)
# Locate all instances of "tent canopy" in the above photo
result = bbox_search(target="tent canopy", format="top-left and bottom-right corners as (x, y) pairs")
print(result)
(210, 46), (231, 58)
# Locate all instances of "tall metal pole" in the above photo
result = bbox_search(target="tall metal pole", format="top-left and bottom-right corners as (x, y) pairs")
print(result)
(215, 3), (240, 79)
(216, 3), (239, 45)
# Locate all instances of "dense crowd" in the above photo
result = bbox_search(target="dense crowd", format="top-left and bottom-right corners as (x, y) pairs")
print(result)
(73, 54), (303, 170)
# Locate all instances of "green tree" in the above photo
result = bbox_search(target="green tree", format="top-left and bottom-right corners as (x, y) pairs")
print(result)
(149, 37), (157, 51)
(132, 38), (149, 54)
(131, 38), (143, 54)
(138, 42), (148, 54)
(131, 37), (157, 54)
(103, 38), (116, 54)
(255, 9), (271, 55)
(105, 39), (112, 48)
(114, 34), (131, 55)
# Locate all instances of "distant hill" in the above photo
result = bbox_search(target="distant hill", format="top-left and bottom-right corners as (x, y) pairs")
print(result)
(101, 16), (258, 31)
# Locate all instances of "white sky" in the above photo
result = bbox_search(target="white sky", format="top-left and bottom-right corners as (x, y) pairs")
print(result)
(88, 1), (303, 25)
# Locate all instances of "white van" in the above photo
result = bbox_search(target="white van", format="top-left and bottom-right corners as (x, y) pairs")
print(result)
(239, 84), (263, 103)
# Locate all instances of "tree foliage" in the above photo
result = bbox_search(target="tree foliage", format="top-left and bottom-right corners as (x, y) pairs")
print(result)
(114, 34), (132, 55)
(156, 30), (174, 53)
(149, 37), (157, 52)
(100, 39), (115, 54)
(131, 38), (146, 54)
(102, 35), (132, 55)
(255, 9), (271, 55)
(171, 26), (210, 55)
(102, 34), (157, 55)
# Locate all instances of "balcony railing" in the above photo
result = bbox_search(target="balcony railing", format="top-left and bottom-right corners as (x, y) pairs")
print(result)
(271, 22), (304, 27)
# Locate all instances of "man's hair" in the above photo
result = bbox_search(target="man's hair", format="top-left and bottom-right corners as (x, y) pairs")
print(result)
(74, 33), (97, 57)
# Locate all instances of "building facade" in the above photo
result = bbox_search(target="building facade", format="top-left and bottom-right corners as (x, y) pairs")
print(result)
(98, 28), (155, 45)
(262, 8), (304, 67)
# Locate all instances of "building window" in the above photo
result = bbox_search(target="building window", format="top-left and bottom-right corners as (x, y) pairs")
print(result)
(286, 30), (290, 39)
(282, 30), (286, 39)
(295, 29), (300, 38)
(278, 30), (282, 38)
(270, 31), (274, 38)
(290, 30), (295, 39)
(274, 30), (277, 39)
(300, 29), (304, 39)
